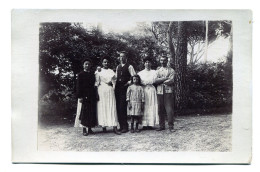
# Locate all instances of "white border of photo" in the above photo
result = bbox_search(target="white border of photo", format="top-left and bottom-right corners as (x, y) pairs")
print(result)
(11, 9), (252, 164)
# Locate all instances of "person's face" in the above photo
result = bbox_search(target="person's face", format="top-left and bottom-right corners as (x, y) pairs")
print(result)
(144, 60), (151, 69)
(102, 59), (109, 68)
(83, 61), (91, 71)
(119, 53), (127, 64)
(133, 77), (139, 84)
(160, 57), (167, 67)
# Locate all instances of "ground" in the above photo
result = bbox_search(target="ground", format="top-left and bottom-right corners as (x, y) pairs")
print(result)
(38, 114), (232, 152)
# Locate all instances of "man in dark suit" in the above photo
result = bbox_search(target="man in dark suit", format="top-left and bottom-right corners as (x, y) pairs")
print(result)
(115, 52), (136, 133)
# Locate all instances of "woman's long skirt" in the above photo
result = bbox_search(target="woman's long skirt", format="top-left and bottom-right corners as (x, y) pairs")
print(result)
(97, 83), (118, 127)
(142, 85), (159, 126)
(74, 98), (97, 128)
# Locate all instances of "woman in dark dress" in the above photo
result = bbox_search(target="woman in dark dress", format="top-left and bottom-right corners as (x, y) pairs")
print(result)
(75, 58), (98, 136)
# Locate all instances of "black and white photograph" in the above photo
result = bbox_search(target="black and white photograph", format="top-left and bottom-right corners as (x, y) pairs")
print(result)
(38, 20), (232, 152)
(11, 10), (252, 163)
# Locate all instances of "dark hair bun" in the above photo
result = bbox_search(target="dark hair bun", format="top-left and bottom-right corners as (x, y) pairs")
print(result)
(143, 56), (153, 63)
(81, 58), (92, 64)
(101, 56), (110, 62)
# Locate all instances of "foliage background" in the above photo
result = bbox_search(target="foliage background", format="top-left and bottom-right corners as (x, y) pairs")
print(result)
(39, 21), (232, 124)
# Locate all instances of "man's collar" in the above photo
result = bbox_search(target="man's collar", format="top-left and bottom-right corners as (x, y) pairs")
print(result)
(121, 62), (127, 66)
(160, 66), (167, 69)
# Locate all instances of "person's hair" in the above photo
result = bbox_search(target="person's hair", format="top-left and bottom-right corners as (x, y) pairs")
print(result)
(119, 51), (128, 58)
(81, 58), (92, 64)
(143, 56), (153, 63)
(119, 51), (127, 54)
(160, 55), (168, 60)
(101, 56), (110, 63)
(130, 75), (142, 86)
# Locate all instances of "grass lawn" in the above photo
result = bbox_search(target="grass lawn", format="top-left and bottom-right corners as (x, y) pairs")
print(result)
(38, 114), (232, 152)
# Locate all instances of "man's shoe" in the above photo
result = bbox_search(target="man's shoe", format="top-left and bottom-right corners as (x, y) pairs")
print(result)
(118, 128), (123, 132)
(88, 129), (94, 134)
(156, 127), (165, 131)
(113, 129), (121, 135)
(148, 126), (154, 130)
(135, 128), (141, 133)
(168, 128), (176, 133)
(121, 129), (128, 133)
(83, 132), (88, 136)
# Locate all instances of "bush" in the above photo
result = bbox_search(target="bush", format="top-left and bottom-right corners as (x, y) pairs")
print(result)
(39, 89), (77, 125)
(186, 53), (232, 113)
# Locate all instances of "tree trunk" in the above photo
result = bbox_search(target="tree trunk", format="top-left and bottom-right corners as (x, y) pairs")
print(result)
(175, 21), (188, 113)
(167, 22), (175, 69)
(190, 43), (194, 65)
(204, 20), (208, 63)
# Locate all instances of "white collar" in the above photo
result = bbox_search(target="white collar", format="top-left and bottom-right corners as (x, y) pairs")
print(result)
(160, 66), (168, 70)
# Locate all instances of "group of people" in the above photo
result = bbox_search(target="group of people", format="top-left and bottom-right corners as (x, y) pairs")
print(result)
(74, 52), (175, 136)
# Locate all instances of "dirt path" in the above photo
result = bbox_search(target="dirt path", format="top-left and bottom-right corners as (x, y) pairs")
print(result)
(38, 114), (232, 152)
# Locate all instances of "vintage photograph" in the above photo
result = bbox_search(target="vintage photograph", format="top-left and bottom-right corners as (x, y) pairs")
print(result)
(38, 20), (233, 152)
(11, 9), (252, 163)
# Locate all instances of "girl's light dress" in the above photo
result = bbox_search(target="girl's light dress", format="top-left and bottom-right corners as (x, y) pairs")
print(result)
(126, 84), (145, 116)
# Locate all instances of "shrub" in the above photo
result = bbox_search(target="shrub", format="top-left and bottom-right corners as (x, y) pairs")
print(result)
(39, 89), (77, 125)
(186, 53), (232, 113)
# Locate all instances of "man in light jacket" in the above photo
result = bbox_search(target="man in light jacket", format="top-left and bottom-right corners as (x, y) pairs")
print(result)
(155, 56), (175, 132)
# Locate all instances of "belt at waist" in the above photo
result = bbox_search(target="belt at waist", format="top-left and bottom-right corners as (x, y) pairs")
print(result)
(144, 84), (155, 88)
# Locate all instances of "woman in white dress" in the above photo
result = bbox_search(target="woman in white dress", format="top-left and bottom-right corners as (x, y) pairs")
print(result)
(95, 57), (121, 135)
(138, 57), (159, 129)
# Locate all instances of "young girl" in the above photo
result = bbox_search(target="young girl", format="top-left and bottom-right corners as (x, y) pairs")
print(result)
(126, 75), (145, 133)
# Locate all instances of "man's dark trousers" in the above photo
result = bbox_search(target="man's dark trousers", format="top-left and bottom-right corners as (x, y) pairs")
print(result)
(157, 93), (175, 129)
(115, 84), (128, 130)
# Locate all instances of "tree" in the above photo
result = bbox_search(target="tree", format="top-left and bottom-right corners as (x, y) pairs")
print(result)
(39, 22), (85, 99)
(39, 21), (233, 119)
(167, 22), (175, 66)
(39, 22), (128, 101)
(174, 21), (188, 111)
(150, 21), (204, 111)
(112, 31), (165, 71)
(208, 21), (232, 44)
(186, 21), (206, 65)
(204, 20), (208, 63)
(188, 39), (205, 65)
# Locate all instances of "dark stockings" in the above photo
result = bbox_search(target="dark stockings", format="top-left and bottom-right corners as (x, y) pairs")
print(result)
(130, 116), (140, 133)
